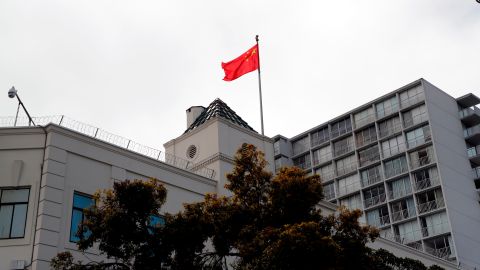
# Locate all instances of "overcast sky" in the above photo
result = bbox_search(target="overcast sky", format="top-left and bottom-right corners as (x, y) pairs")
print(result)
(1, 0), (479, 152)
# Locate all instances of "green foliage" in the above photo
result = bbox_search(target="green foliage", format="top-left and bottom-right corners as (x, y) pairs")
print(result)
(52, 144), (446, 270)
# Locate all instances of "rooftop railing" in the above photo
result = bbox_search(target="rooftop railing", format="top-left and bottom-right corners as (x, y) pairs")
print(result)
(0, 115), (216, 179)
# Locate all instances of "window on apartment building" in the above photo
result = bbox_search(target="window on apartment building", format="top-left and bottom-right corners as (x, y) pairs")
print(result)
(400, 85), (424, 109)
(406, 125), (431, 149)
(394, 220), (422, 243)
(376, 96), (399, 119)
(70, 192), (95, 242)
(315, 164), (334, 182)
(366, 206), (390, 227)
(409, 146), (435, 169)
(337, 174), (361, 197)
(354, 107), (375, 129)
(381, 135), (406, 159)
(355, 126), (377, 148)
(331, 117), (352, 138)
(292, 136), (309, 156)
(358, 145), (380, 167)
(360, 165), (382, 187)
(388, 177), (412, 200)
(313, 145), (332, 166)
(333, 136), (354, 157)
(391, 197), (415, 222)
(378, 116), (402, 138)
(336, 155), (357, 176)
(311, 127), (330, 147)
(339, 193), (362, 210)
(363, 185), (386, 208)
(403, 104), (427, 128)
(384, 156), (408, 179)
(416, 189), (444, 207)
(0, 188), (30, 239)
(420, 211), (449, 238)
(323, 183), (336, 201)
(293, 154), (311, 170)
(412, 167), (439, 191)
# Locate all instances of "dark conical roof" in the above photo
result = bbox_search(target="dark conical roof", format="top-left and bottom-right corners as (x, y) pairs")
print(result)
(184, 98), (257, 134)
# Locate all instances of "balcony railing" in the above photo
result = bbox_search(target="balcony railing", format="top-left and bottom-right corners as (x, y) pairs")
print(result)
(359, 152), (380, 167)
(417, 198), (445, 214)
(356, 135), (377, 148)
(388, 188), (412, 200)
(334, 143), (354, 157)
(421, 222), (450, 238)
(464, 124), (480, 138)
(424, 246), (452, 260)
(414, 175), (440, 191)
(364, 193), (387, 208)
(391, 208), (415, 222)
(318, 170), (335, 182)
(368, 215), (391, 228)
(384, 165), (408, 179)
(472, 167), (480, 179)
(0, 115), (217, 179)
(355, 114), (375, 129)
(338, 182), (361, 197)
(459, 106), (480, 119)
(404, 111), (429, 129)
(407, 134), (432, 149)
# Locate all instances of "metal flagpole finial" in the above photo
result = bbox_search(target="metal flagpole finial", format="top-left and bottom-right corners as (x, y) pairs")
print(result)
(256, 35), (259, 42)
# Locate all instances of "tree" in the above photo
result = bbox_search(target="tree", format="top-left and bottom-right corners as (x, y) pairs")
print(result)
(52, 144), (445, 270)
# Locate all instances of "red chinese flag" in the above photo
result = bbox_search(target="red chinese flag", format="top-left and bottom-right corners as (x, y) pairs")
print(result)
(221, 44), (259, 81)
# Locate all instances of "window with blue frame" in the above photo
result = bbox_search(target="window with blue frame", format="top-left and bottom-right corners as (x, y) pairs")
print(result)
(148, 215), (165, 234)
(0, 188), (30, 239)
(70, 192), (94, 242)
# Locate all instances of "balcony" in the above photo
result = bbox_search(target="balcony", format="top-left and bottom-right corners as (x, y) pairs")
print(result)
(472, 167), (480, 180)
(388, 188), (412, 200)
(364, 193), (387, 208)
(417, 198), (445, 214)
(410, 148), (435, 169)
(464, 124), (480, 145)
(382, 142), (407, 159)
(414, 175), (440, 192)
(334, 143), (354, 157)
(336, 162), (357, 177)
(459, 106), (480, 126)
(361, 174), (382, 187)
(421, 222), (450, 238)
(467, 146), (480, 166)
(392, 208), (415, 222)
(379, 121), (402, 139)
(407, 135), (432, 149)
(368, 215), (391, 228)
(324, 190), (336, 201)
(318, 170), (335, 182)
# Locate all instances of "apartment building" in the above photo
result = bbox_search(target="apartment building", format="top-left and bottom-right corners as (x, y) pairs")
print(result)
(273, 79), (480, 268)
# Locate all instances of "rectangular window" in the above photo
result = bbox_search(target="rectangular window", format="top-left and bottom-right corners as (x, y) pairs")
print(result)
(378, 116), (402, 138)
(292, 136), (309, 156)
(366, 206), (390, 227)
(360, 165), (382, 187)
(376, 96), (399, 119)
(412, 167), (439, 191)
(355, 126), (377, 148)
(337, 174), (361, 196)
(363, 185), (386, 208)
(388, 177), (412, 200)
(315, 164), (334, 182)
(293, 154), (311, 170)
(354, 107), (375, 129)
(381, 135), (406, 159)
(331, 117), (352, 138)
(406, 125), (431, 149)
(333, 136), (354, 157)
(384, 156), (408, 179)
(311, 127), (330, 147)
(394, 220), (422, 244)
(70, 192), (95, 243)
(400, 84), (424, 109)
(391, 197), (416, 222)
(313, 145), (332, 166)
(358, 145), (380, 167)
(421, 211), (450, 238)
(0, 188), (30, 239)
(409, 146), (435, 169)
(340, 193), (362, 210)
(323, 183), (336, 200)
(336, 155), (357, 176)
(403, 104), (428, 128)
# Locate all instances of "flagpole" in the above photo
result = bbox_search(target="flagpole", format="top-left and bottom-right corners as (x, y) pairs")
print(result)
(256, 35), (265, 136)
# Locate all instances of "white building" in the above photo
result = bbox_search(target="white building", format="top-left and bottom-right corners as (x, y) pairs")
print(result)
(0, 87), (466, 269)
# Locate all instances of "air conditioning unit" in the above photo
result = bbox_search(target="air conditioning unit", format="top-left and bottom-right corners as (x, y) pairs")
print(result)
(10, 260), (26, 270)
